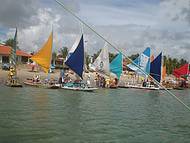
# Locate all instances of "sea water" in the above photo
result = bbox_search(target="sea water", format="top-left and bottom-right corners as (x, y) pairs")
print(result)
(0, 86), (190, 143)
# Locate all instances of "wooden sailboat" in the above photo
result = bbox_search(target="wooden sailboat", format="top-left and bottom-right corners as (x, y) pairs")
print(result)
(172, 63), (189, 90)
(6, 28), (22, 87)
(91, 43), (118, 88)
(23, 31), (58, 88)
(91, 44), (123, 88)
(124, 48), (159, 90)
(61, 34), (98, 92)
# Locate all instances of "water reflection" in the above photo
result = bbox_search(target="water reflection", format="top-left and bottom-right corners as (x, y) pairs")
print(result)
(30, 89), (50, 123)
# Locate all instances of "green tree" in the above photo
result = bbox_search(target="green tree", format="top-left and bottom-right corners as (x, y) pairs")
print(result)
(163, 55), (167, 66)
(60, 46), (68, 59)
(163, 56), (188, 74)
(92, 49), (101, 62)
(172, 58), (178, 69)
(128, 53), (139, 61)
(109, 52), (116, 62)
(85, 54), (91, 69)
(124, 53), (139, 64)
(179, 58), (188, 66)
(5, 38), (19, 49)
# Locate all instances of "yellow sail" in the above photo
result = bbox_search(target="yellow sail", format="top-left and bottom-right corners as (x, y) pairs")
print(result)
(31, 32), (53, 73)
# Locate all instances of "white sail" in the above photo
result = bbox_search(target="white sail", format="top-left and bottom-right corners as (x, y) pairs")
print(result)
(92, 43), (110, 74)
(139, 53), (149, 72)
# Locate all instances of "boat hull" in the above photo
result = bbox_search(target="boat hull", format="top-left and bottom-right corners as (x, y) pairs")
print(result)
(23, 81), (42, 87)
(120, 85), (159, 90)
(61, 86), (98, 92)
(6, 80), (23, 88)
(6, 83), (23, 87)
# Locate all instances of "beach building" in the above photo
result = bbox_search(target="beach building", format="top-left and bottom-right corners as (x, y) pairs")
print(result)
(0, 44), (31, 64)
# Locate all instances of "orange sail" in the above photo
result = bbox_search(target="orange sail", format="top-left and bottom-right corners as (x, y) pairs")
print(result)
(162, 65), (166, 81)
(150, 55), (154, 62)
(31, 32), (53, 73)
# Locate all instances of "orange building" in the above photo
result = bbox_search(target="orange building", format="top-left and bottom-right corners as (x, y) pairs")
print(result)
(0, 45), (31, 64)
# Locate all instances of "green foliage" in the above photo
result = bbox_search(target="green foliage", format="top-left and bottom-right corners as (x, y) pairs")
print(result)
(163, 55), (188, 74)
(5, 38), (14, 47)
(109, 52), (116, 62)
(60, 46), (68, 59)
(92, 49), (101, 62)
(92, 49), (116, 63)
(5, 38), (19, 49)
(128, 53), (139, 61)
(124, 53), (139, 64)
(85, 54), (91, 69)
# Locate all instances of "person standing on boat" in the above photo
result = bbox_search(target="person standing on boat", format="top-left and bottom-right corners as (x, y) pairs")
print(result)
(95, 73), (100, 87)
(142, 79), (147, 87)
(8, 66), (15, 84)
(105, 78), (110, 88)
(86, 75), (91, 87)
(114, 78), (118, 86)
(59, 69), (64, 84)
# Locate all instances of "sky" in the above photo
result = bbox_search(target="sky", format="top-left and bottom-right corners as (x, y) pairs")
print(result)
(0, 0), (190, 61)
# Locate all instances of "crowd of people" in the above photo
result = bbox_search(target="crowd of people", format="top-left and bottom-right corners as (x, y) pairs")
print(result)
(95, 73), (118, 88)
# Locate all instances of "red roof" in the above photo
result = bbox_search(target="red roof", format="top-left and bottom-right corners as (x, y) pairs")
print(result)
(0, 45), (31, 57)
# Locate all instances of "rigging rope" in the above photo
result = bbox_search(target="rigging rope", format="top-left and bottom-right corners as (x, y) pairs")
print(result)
(54, 0), (190, 112)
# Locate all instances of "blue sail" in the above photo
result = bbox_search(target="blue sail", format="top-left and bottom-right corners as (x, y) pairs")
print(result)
(110, 52), (122, 79)
(150, 52), (162, 83)
(127, 56), (139, 72)
(127, 47), (150, 76)
(65, 35), (84, 78)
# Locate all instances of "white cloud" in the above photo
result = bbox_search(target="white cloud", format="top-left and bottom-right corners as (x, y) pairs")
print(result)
(0, 0), (190, 62)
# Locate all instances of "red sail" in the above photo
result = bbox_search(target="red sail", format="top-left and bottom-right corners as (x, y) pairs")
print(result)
(173, 63), (189, 78)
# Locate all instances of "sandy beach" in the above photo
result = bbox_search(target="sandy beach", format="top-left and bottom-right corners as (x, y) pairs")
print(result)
(0, 65), (59, 84)
(0, 64), (188, 88)
(0, 64), (100, 86)
(0, 64), (124, 86)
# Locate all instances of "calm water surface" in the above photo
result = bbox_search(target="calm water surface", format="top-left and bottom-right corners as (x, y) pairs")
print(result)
(0, 86), (190, 143)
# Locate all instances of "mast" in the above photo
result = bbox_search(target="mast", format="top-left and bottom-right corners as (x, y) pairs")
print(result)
(10, 28), (17, 76)
(187, 63), (189, 75)
(161, 52), (163, 83)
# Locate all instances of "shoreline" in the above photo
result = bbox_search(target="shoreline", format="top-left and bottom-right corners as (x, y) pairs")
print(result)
(0, 64), (189, 88)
